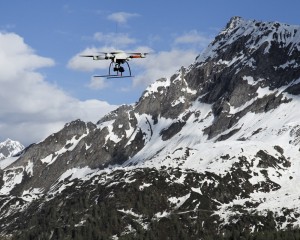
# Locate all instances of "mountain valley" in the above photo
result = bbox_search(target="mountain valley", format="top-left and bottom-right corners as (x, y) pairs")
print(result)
(1, 16), (300, 239)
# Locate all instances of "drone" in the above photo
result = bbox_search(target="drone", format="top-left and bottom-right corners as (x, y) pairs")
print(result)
(81, 51), (148, 78)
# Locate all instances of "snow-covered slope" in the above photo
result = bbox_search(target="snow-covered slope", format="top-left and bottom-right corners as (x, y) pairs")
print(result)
(1, 17), (300, 239)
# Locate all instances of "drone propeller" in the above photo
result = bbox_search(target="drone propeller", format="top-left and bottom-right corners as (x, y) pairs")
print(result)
(128, 52), (149, 58)
(80, 55), (94, 57)
(80, 55), (106, 60)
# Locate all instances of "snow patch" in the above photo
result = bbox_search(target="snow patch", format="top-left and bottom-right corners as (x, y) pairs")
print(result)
(0, 157), (19, 169)
(168, 193), (191, 209)
(58, 167), (97, 182)
(0, 167), (24, 195)
(143, 78), (171, 98)
(139, 182), (152, 191)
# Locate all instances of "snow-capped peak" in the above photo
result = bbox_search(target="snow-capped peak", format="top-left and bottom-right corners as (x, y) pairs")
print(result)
(0, 138), (24, 160)
(196, 16), (300, 64)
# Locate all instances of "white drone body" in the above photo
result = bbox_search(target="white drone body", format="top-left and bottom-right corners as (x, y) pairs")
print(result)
(81, 50), (148, 78)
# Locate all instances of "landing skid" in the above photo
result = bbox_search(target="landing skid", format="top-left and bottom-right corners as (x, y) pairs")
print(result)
(107, 75), (134, 79)
(93, 74), (118, 78)
(93, 75), (134, 79)
(93, 61), (133, 79)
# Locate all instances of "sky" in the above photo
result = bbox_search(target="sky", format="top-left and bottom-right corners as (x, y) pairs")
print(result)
(0, 0), (299, 146)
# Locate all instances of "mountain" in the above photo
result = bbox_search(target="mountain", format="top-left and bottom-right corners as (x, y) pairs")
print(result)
(0, 138), (24, 161)
(1, 16), (300, 239)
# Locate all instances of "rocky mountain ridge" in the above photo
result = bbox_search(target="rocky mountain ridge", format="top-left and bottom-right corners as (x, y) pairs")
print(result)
(1, 17), (300, 239)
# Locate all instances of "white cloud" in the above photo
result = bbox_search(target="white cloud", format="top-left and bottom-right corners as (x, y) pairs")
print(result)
(130, 31), (212, 87)
(87, 76), (108, 90)
(107, 12), (140, 24)
(174, 30), (212, 48)
(0, 32), (117, 146)
(131, 48), (198, 87)
(0, 33), (54, 79)
(67, 47), (109, 72)
(93, 32), (136, 48)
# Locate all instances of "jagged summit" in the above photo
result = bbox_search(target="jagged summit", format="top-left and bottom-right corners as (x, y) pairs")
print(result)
(1, 17), (300, 238)
(197, 16), (300, 69)
(225, 16), (243, 30)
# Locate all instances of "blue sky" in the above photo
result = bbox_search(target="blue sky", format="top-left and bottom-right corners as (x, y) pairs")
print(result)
(0, 0), (299, 145)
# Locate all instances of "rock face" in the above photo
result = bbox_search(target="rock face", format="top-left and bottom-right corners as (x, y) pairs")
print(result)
(1, 17), (300, 239)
